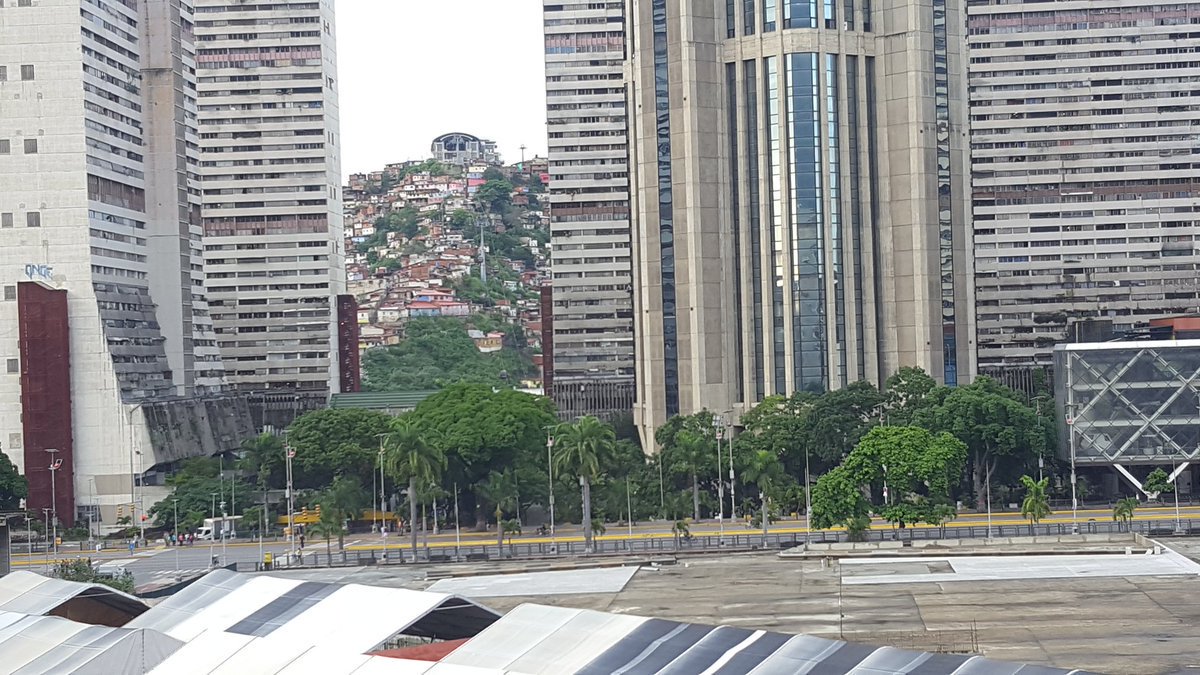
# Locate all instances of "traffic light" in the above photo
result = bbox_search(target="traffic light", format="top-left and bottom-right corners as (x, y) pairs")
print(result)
(117, 505), (125, 518)
(315, 504), (322, 518)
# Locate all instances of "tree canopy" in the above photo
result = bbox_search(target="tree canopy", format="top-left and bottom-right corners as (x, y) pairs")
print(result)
(811, 425), (967, 529)
(361, 317), (534, 391)
(286, 408), (393, 489)
(0, 452), (27, 511)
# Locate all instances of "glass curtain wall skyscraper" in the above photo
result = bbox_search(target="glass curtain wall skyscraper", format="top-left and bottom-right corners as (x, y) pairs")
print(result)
(626, 0), (977, 442)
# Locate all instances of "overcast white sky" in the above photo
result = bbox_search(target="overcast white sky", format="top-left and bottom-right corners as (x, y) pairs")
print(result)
(336, 1), (548, 178)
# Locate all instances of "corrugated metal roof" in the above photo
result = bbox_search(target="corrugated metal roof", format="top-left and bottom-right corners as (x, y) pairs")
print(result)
(329, 391), (439, 411)
(0, 571), (148, 622)
(441, 604), (1098, 675)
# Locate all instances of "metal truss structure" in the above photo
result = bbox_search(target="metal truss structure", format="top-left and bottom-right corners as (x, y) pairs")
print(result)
(1055, 340), (1200, 496)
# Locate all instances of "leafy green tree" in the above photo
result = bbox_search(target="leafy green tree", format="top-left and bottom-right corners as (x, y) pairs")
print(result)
(150, 457), (252, 532)
(1019, 475), (1052, 526)
(475, 179), (514, 213)
(383, 418), (446, 559)
(448, 209), (473, 230)
(1113, 497), (1138, 531)
(883, 366), (941, 426)
(738, 394), (813, 480)
(52, 558), (133, 594)
(478, 469), (519, 550)
(553, 416), (614, 552)
(405, 384), (556, 528)
(482, 167), (506, 182)
(0, 451), (28, 510)
(921, 377), (1043, 509)
(361, 317), (535, 391)
(240, 433), (283, 492)
(286, 409), (393, 489)
(656, 411), (720, 520)
(1145, 468), (1174, 498)
(803, 381), (886, 466)
(811, 426), (967, 530)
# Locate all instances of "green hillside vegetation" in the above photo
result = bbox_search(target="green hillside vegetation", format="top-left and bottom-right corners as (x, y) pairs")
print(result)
(362, 317), (535, 391)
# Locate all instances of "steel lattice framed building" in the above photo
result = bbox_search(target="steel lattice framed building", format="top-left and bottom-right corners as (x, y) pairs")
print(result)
(1055, 340), (1200, 497)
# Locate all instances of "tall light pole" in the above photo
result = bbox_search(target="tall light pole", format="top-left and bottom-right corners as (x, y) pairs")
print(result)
(172, 499), (180, 574)
(726, 420), (736, 521)
(375, 433), (389, 533)
(284, 443), (296, 557)
(546, 434), (556, 543)
(46, 449), (59, 553)
(804, 444), (812, 550)
(713, 417), (724, 539)
(135, 450), (146, 541)
(209, 492), (217, 564)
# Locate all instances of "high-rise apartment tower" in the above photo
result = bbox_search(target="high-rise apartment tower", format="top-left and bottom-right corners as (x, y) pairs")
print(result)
(970, 0), (1200, 381)
(626, 0), (977, 441)
(0, 0), (251, 532)
(543, 0), (637, 419)
(195, 0), (347, 427)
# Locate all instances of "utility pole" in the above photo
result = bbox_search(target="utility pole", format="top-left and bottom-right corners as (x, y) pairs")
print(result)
(285, 443), (296, 558)
(478, 214), (487, 285)
(46, 449), (59, 553)
(172, 499), (180, 575)
(547, 434), (556, 544)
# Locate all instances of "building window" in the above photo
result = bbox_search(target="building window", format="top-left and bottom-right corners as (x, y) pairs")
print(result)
(0, 140), (9, 155)
(23, 139), (37, 154)
(19, 0), (31, 6)
(785, 0), (817, 29)
(653, 0), (680, 416)
(3, 286), (15, 301)
(763, 0), (776, 31)
(745, 59), (765, 400)
(786, 52), (827, 392)
(727, 61), (745, 402)
(1, 213), (12, 228)
(6, 359), (17, 374)
(743, 0), (755, 35)
(20, 65), (34, 81)
(0, 66), (7, 81)
(26, 211), (40, 228)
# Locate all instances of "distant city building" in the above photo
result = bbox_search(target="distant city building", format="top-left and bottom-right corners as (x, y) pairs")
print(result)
(431, 133), (501, 166)
(542, 0), (637, 422)
(195, 0), (349, 428)
(971, 0), (1200, 380)
(0, 0), (252, 532)
(625, 0), (977, 442)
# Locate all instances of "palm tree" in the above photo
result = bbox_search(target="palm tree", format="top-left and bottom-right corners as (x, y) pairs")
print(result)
(673, 430), (710, 521)
(1113, 497), (1138, 531)
(478, 470), (519, 551)
(240, 433), (282, 533)
(553, 416), (614, 552)
(307, 509), (344, 567)
(741, 449), (784, 536)
(1019, 475), (1052, 531)
(383, 418), (446, 561)
(322, 476), (368, 550)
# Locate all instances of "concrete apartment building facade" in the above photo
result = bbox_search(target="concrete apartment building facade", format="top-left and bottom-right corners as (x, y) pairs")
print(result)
(625, 0), (977, 441)
(195, 0), (348, 428)
(543, 0), (637, 419)
(970, 0), (1200, 382)
(0, 0), (252, 532)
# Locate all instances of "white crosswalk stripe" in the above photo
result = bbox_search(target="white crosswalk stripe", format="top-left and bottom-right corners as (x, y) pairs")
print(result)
(151, 568), (211, 578)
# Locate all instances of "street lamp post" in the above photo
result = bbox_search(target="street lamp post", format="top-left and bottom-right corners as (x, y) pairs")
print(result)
(220, 499), (227, 564)
(375, 433), (389, 534)
(284, 443), (296, 558)
(172, 499), (180, 575)
(713, 418), (724, 541)
(546, 434), (556, 544)
(1174, 454), (1184, 535)
(46, 449), (59, 553)
(804, 443), (812, 551)
(209, 492), (217, 564)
